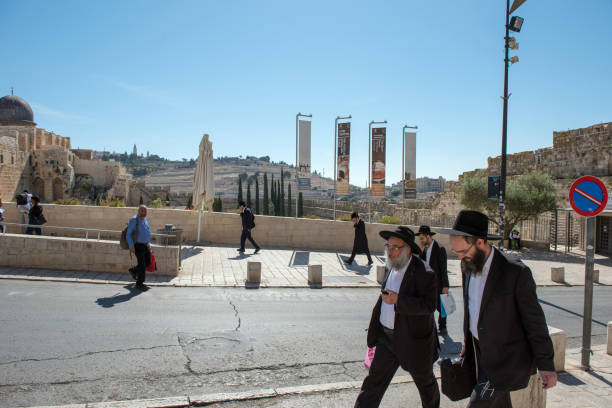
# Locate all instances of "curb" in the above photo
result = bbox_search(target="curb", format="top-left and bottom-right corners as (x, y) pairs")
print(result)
(28, 375), (418, 408)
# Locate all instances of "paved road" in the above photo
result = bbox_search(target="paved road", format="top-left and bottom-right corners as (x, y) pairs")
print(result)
(0, 280), (610, 407)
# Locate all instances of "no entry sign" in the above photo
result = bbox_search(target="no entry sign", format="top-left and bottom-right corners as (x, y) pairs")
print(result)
(569, 176), (608, 217)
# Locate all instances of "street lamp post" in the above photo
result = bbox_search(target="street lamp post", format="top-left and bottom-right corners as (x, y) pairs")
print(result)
(333, 115), (351, 221)
(368, 120), (387, 223)
(296, 113), (312, 218)
(402, 125), (418, 224)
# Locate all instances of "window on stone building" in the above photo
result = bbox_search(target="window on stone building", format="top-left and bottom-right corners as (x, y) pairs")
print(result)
(11, 155), (14, 165)
(0, 153), (3, 164)
(535, 155), (541, 166)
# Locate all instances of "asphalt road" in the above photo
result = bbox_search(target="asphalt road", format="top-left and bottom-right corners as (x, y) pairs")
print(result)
(0, 280), (610, 407)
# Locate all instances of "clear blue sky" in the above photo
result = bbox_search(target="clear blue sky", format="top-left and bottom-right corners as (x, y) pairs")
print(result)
(2, 0), (611, 185)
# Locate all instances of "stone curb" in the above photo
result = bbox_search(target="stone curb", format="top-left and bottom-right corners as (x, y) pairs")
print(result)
(27, 375), (417, 408)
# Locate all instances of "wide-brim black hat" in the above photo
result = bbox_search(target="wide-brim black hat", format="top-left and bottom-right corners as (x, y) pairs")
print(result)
(379, 226), (422, 256)
(437, 210), (502, 240)
(415, 225), (435, 236)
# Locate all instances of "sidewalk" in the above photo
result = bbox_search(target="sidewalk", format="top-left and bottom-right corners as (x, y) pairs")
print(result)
(29, 346), (612, 407)
(1, 244), (610, 288)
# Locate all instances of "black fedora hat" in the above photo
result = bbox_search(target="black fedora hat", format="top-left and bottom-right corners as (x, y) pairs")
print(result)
(351, 211), (359, 219)
(415, 225), (435, 236)
(437, 210), (501, 240)
(379, 226), (422, 256)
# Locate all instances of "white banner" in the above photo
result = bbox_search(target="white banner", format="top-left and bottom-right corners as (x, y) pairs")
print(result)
(404, 132), (416, 199)
(298, 120), (311, 175)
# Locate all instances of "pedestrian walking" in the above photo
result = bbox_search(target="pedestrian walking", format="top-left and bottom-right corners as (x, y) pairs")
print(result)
(238, 200), (260, 254)
(16, 189), (31, 233)
(416, 225), (449, 334)
(345, 212), (373, 266)
(26, 196), (44, 235)
(0, 198), (5, 233)
(355, 226), (440, 408)
(440, 210), (556, 407)
(127, 205), (152, 291)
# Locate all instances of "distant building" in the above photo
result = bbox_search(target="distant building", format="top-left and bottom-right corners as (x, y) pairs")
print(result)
(416, 176), (446, 193)
(133, 144), (137, 157)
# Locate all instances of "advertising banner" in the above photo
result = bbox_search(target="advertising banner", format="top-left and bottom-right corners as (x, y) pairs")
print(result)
(371, 127), (386, 197)
(298, 120), (311, 175)
(404, 131), (417, 199)
(337, 122), (350, 194)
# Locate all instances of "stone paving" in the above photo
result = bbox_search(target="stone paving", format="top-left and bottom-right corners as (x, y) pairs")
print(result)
(0, 244), (611, 288)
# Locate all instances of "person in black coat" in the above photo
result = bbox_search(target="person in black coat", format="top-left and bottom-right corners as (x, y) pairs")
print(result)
(238, 200), (260, 254)
(345, 212), (373, 265)
(355, 226), (440, 408)
(26, 196), (44, 235)
(416, 225), (449, 333)
(440, 210), (556, 407)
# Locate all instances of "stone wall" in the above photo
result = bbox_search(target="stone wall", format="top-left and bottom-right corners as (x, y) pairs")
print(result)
(0, 233), (179, 276)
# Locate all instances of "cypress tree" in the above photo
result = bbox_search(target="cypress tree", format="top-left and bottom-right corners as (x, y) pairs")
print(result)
(271, 175), (276, 215)
(263, 173), (269, 215)
(237, 177), (243, 205)
(287, 183), (292, 217)
(298, 192), (304, 217)
(246, 182), (252, 209)
(255, 177), (260, 214)
(280, 168), (285, 216)
(139, 195), (144, 205)
(275, 180), (280, 214)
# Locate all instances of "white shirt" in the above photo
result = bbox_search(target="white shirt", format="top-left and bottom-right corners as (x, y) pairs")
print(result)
(468, 247), (495, 340)
(379, 256), (412, 330)
(425, 241), (435, 265)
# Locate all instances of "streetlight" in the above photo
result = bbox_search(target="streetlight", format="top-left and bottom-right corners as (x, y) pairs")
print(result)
(296, 113), (312, 218)
(368, 120), (387, 222)
(333, 115), (351, 221)
(498, 0), (526, 249)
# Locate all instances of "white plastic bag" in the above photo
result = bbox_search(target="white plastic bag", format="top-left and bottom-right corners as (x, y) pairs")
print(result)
(440, 293), (456, 315)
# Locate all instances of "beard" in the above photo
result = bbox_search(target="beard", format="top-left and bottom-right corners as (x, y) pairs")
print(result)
(385, 248), (410, 271)
(461, 247), (488, 275)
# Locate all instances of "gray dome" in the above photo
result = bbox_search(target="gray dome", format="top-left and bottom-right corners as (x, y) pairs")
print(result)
(0, 95), (34, 123)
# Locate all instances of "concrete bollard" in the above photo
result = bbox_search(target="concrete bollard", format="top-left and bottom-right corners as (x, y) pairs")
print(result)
(376, 265), (387, 284)
(593, 269), (599, 283)
(308, 264), (322, 284)
(247, 262), (261, 283)
(551, 267), (565, 283)
(548, 326), (566, 372)
(607, 322), (612, 356)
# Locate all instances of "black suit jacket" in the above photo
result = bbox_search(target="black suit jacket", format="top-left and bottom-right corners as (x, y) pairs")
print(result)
(352, 219), (370, 253)
(462, 248), (555, 391)
(366, 256), (438, 374)
(421, 240), (449, 293)
(240, 208), (255, 230)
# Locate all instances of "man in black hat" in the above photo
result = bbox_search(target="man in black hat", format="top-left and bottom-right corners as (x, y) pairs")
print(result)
(439, 210), (556, 407)
(238, 201), (260, 254)
(345, 212), (373, 266)
(416, 225), (449, 334)
(355, 226), (439, 408)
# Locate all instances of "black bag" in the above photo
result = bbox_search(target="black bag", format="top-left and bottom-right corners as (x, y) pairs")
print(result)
(37, 214), (47, 225)
(441, 357), (477, 401)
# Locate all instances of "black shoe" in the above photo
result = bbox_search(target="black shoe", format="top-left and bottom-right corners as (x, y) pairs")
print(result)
(129, 268), (137, 280)
(237, 248), (245, 253)
(254, 248), (261, 254)
(344, 260), (353, 265)
(135, 284), (149, 291)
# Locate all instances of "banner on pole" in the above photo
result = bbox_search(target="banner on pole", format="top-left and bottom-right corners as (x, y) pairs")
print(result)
(371, 127), (386, 197)
(404, 132), (416, 199)
(337, 122), (350, 195)
(298, 177), (311, 190)
(298, 120), (311, 175)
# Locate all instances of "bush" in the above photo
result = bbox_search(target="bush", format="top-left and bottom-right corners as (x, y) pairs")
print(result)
(149, 198), (163, 208)
(54, 198), (81, 205)
(336, 214), (352, 221)
(302, 214), (321, 219)
(99, 197), (126, 207)
(378, 215), (401, 224)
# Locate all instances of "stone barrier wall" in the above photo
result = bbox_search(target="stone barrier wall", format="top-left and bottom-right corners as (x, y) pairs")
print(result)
(0, 233), (180, 276)
(1, 203), (451, 253)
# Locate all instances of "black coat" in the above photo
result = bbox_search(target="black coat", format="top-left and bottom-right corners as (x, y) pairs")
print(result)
(420, 240), (449, 293)
(366, 256), (439, 374)
(240, 207), (255, 230)
(462, 248), (555, 391)
(352, 219), (369, 253)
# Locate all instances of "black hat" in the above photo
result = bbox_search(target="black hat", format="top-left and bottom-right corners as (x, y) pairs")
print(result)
(379, 226), (422, 256)
(437, 210), (501, 240)
(238, 200), (246, 207)
(351, 211), (359, 219)
(415, 225), (435, 236)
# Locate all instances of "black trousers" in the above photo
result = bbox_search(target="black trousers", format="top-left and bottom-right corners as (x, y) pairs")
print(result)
(355, 330), (440, 408)
(240, 229), (260, 251)
(347, 247), (373, 263)
(467, 341), (512, 407)
(134, 243), (151, 286)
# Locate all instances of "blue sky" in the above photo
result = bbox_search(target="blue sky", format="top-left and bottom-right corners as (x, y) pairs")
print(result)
(2, 0), (611, 185)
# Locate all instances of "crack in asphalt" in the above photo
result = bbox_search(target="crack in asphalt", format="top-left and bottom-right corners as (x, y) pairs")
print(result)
(227, 297), (241, 331)
(177, 334), (197, 375)
(0, 344), (178, 366)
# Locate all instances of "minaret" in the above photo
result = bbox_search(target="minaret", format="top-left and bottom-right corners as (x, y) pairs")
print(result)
(133, 144), (137, 157)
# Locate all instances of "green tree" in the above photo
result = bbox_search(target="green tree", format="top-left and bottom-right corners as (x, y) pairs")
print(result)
(238, 177), (243, 205)
(165, 193), (171, 206)
(255, 177), (260, 214)
(187, 194), (193, 209)
(271, 174), (275, 214)
(459, 171), (557, 239)
(213, 196), (223, 212)
(139, 195), (144, 205)
(287, 182), (292, 217)
(246, 182), (252, 209)
(276, 180), (281, 215)
(263, 173), (269, 215)
(268, 202), (275, 217)
(280, 168), (285, 216)
(298, 192), (304, 217)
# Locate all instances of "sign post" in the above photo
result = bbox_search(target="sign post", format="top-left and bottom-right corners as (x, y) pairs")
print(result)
(569, 175), (608, 370)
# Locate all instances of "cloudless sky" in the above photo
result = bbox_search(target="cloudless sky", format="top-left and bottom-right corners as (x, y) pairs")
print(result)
(2, 0), (611, 185)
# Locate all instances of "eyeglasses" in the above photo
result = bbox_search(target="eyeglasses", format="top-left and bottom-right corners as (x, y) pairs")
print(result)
(452, 243), (474, 256)
(384, 244), (405, 252)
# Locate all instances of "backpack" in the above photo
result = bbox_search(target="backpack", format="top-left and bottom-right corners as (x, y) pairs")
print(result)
(16, 193), (27, 206)
(120, 217), (139, 250)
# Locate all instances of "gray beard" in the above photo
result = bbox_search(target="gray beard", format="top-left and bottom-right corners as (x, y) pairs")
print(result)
(385, 249), (410, 271)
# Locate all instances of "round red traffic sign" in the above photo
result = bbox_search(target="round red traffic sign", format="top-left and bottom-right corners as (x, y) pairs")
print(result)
(569, 176), (608, 217)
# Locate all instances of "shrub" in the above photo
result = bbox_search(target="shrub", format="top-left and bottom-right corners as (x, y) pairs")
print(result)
(54, 198), (81, 205)
(99, 197), (126, 207)
(302, 214), (321, 219)
(336, 214), (352, 221)
(378, 215), (401, 224)
(149, 198), (163, 208)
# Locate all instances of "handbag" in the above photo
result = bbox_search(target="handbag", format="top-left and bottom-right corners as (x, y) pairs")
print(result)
(364, 346), (376, 370)
(146, 252), (156, 272)
(441, 356), (476, 401)
(440, 293), (456, 315)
